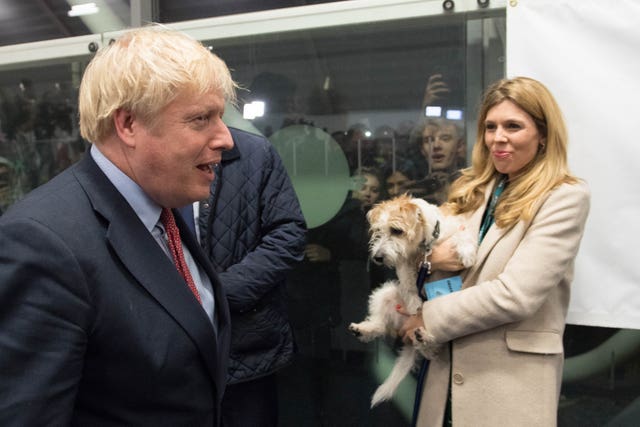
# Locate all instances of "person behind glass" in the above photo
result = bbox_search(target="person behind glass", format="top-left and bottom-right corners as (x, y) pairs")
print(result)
(341, 123), (376, 173)
(181, 128), (306, 427)
(351, 166), (383, 211)
(398, 76), (590, 426)
(410, 118), (465, 205)
(335, 166), (390, 291)
(0, 27), (234, 426)
(384, 161), (420, 199)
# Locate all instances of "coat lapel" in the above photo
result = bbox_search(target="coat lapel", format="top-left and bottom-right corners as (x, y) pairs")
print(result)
(72, 154), (221, 385)
(463, 178), (515, 282)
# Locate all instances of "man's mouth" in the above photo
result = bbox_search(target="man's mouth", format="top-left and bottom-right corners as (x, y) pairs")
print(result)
(197, 163), (215, 173)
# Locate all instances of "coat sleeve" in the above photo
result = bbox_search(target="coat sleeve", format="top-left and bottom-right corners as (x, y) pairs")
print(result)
(421, 181), (591, 342)
(0, 217), (91, 426)
(218, 142), (307, 313)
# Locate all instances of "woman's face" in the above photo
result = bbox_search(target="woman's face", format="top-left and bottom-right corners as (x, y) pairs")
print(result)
(484, 100), (544, 180)
(353, 173), (381, 208)
(386, 171), (413, 198)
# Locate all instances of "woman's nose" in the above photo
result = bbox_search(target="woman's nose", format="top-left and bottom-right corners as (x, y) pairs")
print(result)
(495, 127), (508, 142)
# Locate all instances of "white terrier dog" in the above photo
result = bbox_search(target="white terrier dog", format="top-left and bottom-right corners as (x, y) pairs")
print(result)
(349, 194), (476, 407)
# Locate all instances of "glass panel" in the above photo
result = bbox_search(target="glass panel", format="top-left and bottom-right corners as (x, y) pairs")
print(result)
(159, 0), (349, 22)
(559, 325), (640, 426)
(205, 11), (505, 425)
(0, 1), (131, 47)
(0, 60), (90, 213)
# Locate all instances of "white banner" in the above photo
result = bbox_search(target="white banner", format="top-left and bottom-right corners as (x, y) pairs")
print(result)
(507, 0), (640, 329)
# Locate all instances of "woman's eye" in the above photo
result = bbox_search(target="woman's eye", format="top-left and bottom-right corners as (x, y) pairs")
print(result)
(485, 123), (496, 131)
(390, 227), (403, 236)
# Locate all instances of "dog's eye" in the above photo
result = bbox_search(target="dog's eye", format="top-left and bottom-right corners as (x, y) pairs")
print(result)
(390, 227), (403, 236)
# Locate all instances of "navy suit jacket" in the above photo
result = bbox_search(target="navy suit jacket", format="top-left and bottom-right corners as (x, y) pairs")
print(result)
(0, 153), (231, 426)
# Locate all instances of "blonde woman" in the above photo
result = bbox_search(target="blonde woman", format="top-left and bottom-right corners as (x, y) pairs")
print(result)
(399, 77), (590, 426)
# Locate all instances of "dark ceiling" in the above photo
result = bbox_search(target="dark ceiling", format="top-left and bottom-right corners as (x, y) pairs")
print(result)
(0, 0), (347, 47)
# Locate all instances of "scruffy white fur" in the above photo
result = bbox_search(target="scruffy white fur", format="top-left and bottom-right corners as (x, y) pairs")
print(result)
(349, 194), (476, 407)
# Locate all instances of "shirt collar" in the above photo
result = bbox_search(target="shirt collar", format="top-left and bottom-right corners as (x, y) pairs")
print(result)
(90, 144), (161, 232)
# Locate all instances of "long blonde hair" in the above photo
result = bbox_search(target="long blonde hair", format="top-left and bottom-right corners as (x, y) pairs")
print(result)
(446, 77), (578, 228)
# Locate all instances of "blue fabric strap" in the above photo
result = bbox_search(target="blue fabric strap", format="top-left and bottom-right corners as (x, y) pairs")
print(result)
(478, 175), (507, 243)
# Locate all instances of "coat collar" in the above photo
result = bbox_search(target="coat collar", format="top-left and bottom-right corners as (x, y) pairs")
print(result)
(465, 177), (516, 275)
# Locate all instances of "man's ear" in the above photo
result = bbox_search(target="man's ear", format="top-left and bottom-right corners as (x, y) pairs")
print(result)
(113, 108), (138, 148)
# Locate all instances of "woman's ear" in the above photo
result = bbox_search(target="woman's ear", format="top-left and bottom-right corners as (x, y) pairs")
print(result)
(538, 134), (546, 149)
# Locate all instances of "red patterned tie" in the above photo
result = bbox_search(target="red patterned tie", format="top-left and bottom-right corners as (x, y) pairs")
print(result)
(160, 208), (202, 303)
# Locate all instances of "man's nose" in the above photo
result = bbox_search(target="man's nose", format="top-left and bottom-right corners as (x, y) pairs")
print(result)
(209, 122), (234, 150)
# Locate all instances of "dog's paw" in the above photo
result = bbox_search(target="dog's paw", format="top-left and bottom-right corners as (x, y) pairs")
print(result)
(349, 322), (377, 342)
(348, 323), (362, 338)
(454, 233), (477, 268)
(458, 249), (476, 269)
(413, 328), (443, 360)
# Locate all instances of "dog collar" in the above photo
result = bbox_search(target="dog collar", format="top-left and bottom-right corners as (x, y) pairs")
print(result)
(420, 219), (440, 254)
(416, 219), (441, 289)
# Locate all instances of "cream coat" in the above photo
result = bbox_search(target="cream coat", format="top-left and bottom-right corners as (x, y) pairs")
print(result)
(416, 180), (590, 427)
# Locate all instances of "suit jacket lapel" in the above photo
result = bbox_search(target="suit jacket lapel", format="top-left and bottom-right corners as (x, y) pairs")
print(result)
(72, 154), (221, 385)
(174, 210), (231, 390)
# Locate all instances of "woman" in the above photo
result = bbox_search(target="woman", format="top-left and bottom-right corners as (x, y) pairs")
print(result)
(399, 77), (590, 426)
(351, 166), (382, 210)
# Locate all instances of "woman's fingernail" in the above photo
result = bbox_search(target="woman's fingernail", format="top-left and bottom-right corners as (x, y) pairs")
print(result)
(396, 304), (402, 311)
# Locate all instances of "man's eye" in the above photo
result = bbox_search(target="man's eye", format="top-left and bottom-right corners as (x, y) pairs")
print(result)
(390, 227), (403, 236)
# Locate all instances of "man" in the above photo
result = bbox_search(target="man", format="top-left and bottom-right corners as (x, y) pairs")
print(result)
(0, 27), (234, 426)
(421, 119), (464, 174)
(411, 118), (465, 204)
(181, 126), (306, 426)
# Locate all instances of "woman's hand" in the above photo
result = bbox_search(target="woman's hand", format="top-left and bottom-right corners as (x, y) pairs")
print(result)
(430, 234), (466, 272)
(397, 305), (426, 345)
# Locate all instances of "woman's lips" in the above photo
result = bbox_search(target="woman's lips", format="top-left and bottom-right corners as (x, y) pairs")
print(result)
(493, 151), (510, 159)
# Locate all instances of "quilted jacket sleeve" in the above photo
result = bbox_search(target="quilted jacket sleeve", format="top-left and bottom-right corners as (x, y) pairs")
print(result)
(205, 129), (307, 313)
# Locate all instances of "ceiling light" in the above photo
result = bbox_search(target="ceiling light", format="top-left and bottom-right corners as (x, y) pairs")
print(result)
(68, 3), (100, 17)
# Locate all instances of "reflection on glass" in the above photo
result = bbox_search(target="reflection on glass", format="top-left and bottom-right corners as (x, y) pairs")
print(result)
(0, 63), (89, 209)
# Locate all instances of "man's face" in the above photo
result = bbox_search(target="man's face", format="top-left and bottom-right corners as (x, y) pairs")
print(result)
(423, 123), (460, 172)
(126, 89), (234, 208)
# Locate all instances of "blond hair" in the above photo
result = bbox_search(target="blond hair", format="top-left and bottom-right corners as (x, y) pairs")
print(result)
(446, 77), (578, 228)
(79, 25), (238, 143)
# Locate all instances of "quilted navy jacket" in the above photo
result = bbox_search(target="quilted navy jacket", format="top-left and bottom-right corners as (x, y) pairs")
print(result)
(198, 127), (306, 384)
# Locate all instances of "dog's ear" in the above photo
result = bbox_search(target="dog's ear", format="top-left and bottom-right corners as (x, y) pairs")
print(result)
(367, 204), (380, 225)
(410, 198), (441, 240)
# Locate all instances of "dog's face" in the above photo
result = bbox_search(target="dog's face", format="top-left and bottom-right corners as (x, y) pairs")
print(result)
(367, 195), (438, 268)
